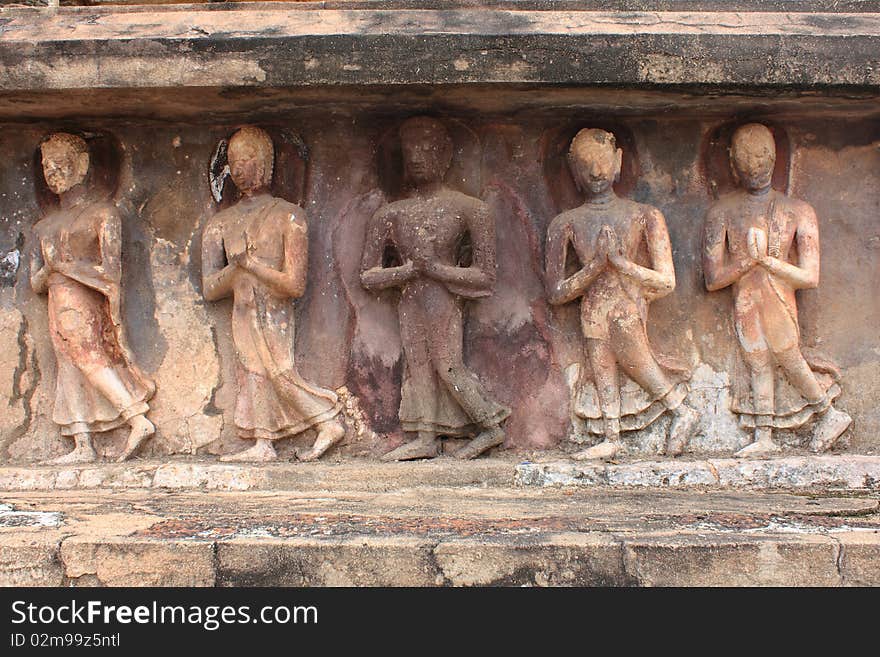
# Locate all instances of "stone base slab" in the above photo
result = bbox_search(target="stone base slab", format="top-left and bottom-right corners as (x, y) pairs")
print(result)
(0, 458), (515, 492)
(3, 455), (880, 493)
(516, 455), (880, 491)
(1, 486), (877, 586)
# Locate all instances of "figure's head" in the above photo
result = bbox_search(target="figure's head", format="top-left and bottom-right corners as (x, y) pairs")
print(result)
(730, 123), (776, 192)
(567, 128), (622, 197)
(228, 126), (274, 196)
(40, 133), (89, 196)
(399, 117), (453, 186)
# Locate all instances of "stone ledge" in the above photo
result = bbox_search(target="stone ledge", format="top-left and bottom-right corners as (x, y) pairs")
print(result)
(0, 458), (516, 492)
(515, 455), (880, 491)
(1, 7), (879, 91)
(2, 485), (876, 585)
(4, 525), (879, 586)
(4, 455), (880, 492)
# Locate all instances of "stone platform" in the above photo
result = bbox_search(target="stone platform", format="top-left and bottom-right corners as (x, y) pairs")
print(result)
(1, 456), (879, 586)
(1, 455), (879, 492)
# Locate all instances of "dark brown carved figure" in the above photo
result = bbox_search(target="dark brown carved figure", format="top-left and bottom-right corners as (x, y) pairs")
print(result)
(703, 123), (851, 457)
(30, 133), (156, 464)
(201, 126), (345, 462)
(546, 128), (698, 460)
(361, 117), (510, 461)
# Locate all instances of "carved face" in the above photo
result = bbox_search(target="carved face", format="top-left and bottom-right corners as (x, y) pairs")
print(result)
(228, 141), (266, 196)
(400, 119), (452, 186)
(41, 139), (89, 196)
(569, 139), (622, 197)
(730, 124), (776, 191)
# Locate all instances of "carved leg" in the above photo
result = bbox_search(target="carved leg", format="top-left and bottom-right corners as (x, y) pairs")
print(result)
(380, 432), (440, 462)
(666, 404), (699, 457)
(810, 406), (852, 452)
(454, 425), (505, 460)
(83, 367), (155, 462)
(297, 418), (346, 462)
(574, 338), (623, 461)
(117, 414), (156, 462)
(45, 433), (97, 465)
(774, 346), (825, 404)
(770, 346), (852, 452)
(609, 316), (697, 457)
(220, 438), (278, 463)
(736, 347), (779, 458)
(736, 426), (780, 457)
(572, 437), (622, 461)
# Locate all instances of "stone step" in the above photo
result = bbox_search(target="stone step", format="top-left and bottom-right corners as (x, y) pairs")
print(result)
(1, 486), (878, 586)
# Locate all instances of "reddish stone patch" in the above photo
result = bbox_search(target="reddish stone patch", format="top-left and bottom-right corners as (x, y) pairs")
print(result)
(136, 512), (585, 540)
(671, 512), (878, 531)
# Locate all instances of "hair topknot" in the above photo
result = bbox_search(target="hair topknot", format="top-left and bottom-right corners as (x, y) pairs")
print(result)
(41, 132), (88, 158)
(399, 116), (453, 169)
(228, 125), (275, 186)
(730, 123), (775, 156)
(569, 128), (617, 159)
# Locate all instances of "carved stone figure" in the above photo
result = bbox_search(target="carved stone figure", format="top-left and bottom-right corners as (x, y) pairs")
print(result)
(703, 123), (852, 457)
(201, 126), (345, 462)
(546, 128), (698, 461)
(361, 116), (510, 461)
(30, 132), (156, 464)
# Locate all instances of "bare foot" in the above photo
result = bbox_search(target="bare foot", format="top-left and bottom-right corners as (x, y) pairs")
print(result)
(665, 405), (699, 457)
(380, 435), (440, 462)
(116, 415), (156, 463)
(297, 420), (346, 462)
(734, 438), (781, 458)
(454, 426), (505, 460)
(44, 445), (97, 465)
(810, 406), (852, 453)
(572, 439), (622, 461)
(220, 439), (278, 463)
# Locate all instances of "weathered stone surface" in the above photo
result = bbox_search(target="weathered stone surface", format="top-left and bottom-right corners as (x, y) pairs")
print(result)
(2, 483), (874, 586)
(152, 462), (271, 491)
(0, 534), (63, 586)
(60, 537), (215, 586)
(605, 461), (718, 488)
(623, 533), (842, 586)
(837, 531), (880, 586)
(5, 456), (880, 492)
(217, 538), (441, 587)
(0, 467), (58, 491)
(0, 308), (29, 456)
(1, 7), (879, 92)
(711, 455), (880, 490)
(433, 534), (631, 586)
(516, 456), (880, 490)
(147, 238), (223, 455)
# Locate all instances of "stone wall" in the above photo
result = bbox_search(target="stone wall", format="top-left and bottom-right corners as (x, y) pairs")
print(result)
(0, 4), (878, 463)
(1, 104), (877, 462)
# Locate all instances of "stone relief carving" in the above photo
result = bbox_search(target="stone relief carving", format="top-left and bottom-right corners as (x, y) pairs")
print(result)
(545, 128), (698, 461)
(201, 126), (346, 462)
(360, 116), (510, 461)
(30, 132), (156, 464)
(4, 117), (866, 468)
(702, 123), (852, 457)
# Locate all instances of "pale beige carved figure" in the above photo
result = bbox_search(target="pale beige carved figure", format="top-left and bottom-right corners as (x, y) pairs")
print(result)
(202, 126), (345, 462)
(31, 133), (156, 464)
(546, 129), (698, 461)
(361, 116), (510, 461)
(703, 123), (852, 457)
